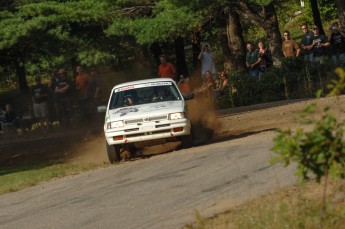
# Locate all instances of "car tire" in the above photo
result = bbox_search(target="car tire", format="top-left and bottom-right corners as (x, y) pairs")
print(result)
(180, 133), (194, 148)
(106, 142), (121, 163)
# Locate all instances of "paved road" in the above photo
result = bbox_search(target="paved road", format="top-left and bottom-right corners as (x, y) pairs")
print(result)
(0, 132), (296, 229)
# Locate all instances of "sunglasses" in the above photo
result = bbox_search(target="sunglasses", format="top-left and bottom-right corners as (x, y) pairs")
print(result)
(284, 34), (289, 36)
(313, 28), (319, 31)
(301, 27), (307, 30)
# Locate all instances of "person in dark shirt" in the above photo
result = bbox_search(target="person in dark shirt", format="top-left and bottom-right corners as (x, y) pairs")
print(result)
(31, 76), (49, 128)
(55, 68), (72, 127)
(307, 25), (330, 66)
(0, 104), (20, 133)
(300, 24), (315, 64)
(87, 68), (101, 115)
(328, 22), (345, 66)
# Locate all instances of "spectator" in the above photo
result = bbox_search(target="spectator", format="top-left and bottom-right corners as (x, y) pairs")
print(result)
(282, 30), (301, 57)
(198, 42), (216, 81)
(328, 22), (345, 66)
(19, 103), (35, 135)
(246, 42), (261, 77)
(87, 67), (102, 115)
(178, 76), (193, 98)
(158, 55), (176, 80)
(257, 40), (272, 73)
(48, 71), (60, 122)
(31, 76), (49, 128)
(300, 24), (315, 64)
(0, 104), (20, 134)
(308, 25), (330, 66)
(194, 70), (215, 97)
(213, 71), (229, 98)
(75, 66), (90, 121)
(55, 68), (72, 127)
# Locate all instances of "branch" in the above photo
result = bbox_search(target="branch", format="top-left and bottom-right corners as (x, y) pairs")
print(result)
(237, 0), (264, 26)
(117, 4), (155, 19)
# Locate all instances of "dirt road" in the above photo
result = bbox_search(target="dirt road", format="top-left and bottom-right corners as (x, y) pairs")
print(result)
(0, 131), (297, 229)
(0, 96), (344, 228)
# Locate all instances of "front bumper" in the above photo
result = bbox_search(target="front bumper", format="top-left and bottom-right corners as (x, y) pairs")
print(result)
(105, 118), (191, 145)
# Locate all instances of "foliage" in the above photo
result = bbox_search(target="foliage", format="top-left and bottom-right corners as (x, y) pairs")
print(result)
(184, 179), (345, 229)
(272, 68), (345, 182)
(297, 0), (337, 26)
(218, 60), (338, 109)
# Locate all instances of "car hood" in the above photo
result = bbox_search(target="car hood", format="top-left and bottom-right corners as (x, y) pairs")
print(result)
(107, 100), (185, 121)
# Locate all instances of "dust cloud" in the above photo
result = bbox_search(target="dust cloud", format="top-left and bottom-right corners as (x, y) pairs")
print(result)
(66, 65), (220, 164)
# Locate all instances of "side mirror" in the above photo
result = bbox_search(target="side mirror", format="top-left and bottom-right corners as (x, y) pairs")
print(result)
(183, 93), (194, 100)
(97, 105), (107, 113)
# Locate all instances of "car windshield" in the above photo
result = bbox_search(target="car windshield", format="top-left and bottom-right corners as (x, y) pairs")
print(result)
(109, 81), (182, 109)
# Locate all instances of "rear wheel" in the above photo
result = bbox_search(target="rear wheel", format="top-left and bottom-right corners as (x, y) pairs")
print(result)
(106, 142), (121, 163)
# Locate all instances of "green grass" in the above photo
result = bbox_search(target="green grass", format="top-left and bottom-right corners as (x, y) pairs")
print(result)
(0, 164), (107, 194)
(184, 179), (345, 229)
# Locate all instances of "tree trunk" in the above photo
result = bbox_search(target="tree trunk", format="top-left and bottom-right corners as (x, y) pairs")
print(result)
(261, 3), (283, 63)
(191, 29), (201, 68)
(149, 42), (162, 66)
(335, 0), (345, 28)
(15, 58), (29, 94)
(219, 28), (233, 73)
(226, 9), (246, 72)
(174, 37), (188, 79)
(310, 0), (325, 35)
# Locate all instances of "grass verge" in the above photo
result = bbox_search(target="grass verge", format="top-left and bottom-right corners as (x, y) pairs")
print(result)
(0, 163), (107, 194)
(184, 179), (345, 229)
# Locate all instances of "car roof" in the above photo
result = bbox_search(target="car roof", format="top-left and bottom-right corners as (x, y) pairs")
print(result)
(112, 78), (176, 90)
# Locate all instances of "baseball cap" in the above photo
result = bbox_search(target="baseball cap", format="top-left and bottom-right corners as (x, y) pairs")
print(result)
(313, 25), (319, 30)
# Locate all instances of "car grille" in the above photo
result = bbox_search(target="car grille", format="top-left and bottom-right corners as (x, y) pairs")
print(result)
(124, 115), (167, 124)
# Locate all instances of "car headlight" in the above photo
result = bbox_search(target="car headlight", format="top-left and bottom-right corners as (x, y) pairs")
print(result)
(107, 121), (124, 129)
(169, 112), (185, 120)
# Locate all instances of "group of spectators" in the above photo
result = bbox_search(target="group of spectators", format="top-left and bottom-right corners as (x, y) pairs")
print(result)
(247, 22), (345, 78)
(47, 66), (101, 128)
(158, 42), (229, 104)
(0, 66), (101, 135)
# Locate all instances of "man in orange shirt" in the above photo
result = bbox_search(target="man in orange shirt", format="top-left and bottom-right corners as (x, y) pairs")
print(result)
(158, 55), (176, 80)
(75, 66), (90, 120)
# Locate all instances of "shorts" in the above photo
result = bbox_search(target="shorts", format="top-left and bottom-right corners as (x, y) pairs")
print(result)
(33, 102), (48, 118)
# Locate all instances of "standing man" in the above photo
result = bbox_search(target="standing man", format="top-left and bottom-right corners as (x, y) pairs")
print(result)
(75, 66), (90, 121)
(328, 22), (345, 66)
(300, 24), (315, 64)
(198, 43), (216, 81)
(245, 42), (261, 78)
(31, 76), (49, 128)
(55, 68), (72, 127)
(282, 31), (301, 57)
(307, 25), (330, 66)
(158, 55), (176, 80)
(87, 68), (101, 116)
(48, 71), (60, 123)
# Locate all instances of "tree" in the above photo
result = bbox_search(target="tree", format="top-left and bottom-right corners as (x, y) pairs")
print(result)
(0, 0), (135, 93)
(309, 0), (325, 35)
(335, 0), (345, 27)
(238, 0), (282, 63)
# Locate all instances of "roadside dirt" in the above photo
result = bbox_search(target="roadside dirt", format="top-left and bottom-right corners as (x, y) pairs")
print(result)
(1, 96), (344, 168)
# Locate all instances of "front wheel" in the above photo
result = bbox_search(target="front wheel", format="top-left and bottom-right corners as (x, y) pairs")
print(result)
(180, 133), (194, 148)
(106, 142), (121, 163)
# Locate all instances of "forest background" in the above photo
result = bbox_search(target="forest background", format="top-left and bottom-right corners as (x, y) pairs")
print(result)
(0, 0), (344, 106)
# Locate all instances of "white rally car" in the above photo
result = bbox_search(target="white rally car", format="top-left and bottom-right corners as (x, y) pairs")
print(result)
(99, 78), (193, 163)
